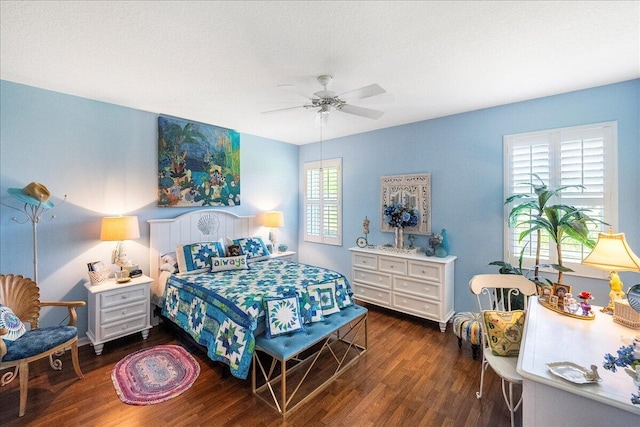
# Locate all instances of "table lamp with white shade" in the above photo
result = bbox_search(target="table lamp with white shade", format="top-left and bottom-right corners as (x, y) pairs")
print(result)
(100, 216), (141, 268)
(582, 229), (640, 313)
(263, 211), (284, 253)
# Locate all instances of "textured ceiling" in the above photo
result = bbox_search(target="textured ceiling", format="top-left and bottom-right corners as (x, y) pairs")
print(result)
(1, 1), (638, 144)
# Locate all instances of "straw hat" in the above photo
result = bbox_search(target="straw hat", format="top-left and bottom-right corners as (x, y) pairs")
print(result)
(7, 182), (54, 209)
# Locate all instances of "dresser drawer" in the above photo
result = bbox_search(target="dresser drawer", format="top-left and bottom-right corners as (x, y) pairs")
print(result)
(353, 268), (391, 289)
(353, 283), (391, 306)
(353, 253), (377, 270)
(101, 314), (148, 340)
(408, 260), (443, 283)
(392, 294), (441, 319)
(100, 285), (147, 309)
(393, 276), (441, 301)
(101, 300), (148, 323)
(379, 256), (407, 275)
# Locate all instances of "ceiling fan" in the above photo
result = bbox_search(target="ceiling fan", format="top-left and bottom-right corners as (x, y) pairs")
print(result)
(262, 75), (387, 121)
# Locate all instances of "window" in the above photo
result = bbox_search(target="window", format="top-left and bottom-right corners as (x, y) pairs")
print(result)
(503, 122), (617, 278)
(304, 158), (342, 245)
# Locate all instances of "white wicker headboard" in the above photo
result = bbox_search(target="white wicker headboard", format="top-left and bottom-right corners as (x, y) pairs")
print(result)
(148, 210), (258, 285)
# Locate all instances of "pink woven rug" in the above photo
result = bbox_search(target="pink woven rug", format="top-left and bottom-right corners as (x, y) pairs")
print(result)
(112, 345), (200, 405)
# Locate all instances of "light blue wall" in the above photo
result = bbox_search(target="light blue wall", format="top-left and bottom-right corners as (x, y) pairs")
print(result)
(299, 79), (640, 314)
(2, 79), (638, 339)
(0, 80), (299, 338)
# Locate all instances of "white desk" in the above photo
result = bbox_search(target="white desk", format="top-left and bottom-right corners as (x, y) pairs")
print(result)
(518, 298), (640, 426)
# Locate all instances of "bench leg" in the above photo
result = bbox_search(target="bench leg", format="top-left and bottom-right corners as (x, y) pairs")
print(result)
(253, 313), (368, 416)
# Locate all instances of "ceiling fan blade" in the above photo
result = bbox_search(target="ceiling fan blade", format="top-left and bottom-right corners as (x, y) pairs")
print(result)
(338, 84), (386, 100)
(261, 105), (306, 115)
(339, 104), (384, 120)
(277, 84), (312, 100)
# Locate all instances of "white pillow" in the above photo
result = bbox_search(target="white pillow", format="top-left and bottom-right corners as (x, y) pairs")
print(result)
(211, 255), (249, 272)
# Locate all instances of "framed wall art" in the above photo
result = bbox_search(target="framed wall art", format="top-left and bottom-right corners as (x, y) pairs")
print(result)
(380, 173), (431, 235)
(158, 115), (240, 207)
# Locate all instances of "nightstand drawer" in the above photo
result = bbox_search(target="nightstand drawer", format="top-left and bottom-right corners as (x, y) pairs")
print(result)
(393, 277), (440, 301)
(393, 294), (441, 318)
(379, 256), (408, 275)
(100, 285), (147, 309)
(353, 253), (377, 270)
(101, 300), (148, 323)
(101, 314), (148, 340)
(353, 268), (391, 289)
(408, 261), (443, 283)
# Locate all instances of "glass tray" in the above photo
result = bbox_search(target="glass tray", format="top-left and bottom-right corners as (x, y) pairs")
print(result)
(538, 297), (595, 320)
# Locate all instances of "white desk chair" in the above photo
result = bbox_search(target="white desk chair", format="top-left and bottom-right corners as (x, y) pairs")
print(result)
(470, 274), (536, 427)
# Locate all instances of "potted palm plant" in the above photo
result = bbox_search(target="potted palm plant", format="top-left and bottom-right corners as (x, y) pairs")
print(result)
(507, 174), (606, 285)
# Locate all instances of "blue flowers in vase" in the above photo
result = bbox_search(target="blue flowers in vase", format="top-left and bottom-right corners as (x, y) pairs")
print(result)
(383, 203), (419, 228)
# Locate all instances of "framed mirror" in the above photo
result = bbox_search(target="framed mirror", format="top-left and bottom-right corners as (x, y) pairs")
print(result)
(380, 173), (431, 235)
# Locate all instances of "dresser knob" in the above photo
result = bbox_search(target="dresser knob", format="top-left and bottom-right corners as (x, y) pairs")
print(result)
(122, 310), (127, 315)
(121, 295), (127, 299)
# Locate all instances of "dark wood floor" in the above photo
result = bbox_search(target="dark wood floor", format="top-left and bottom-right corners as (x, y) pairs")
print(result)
(0, 303), (517, 426)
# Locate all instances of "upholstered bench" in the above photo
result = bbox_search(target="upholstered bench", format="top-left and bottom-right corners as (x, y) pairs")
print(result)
(452, 311), (482, 360)
(252, 304), (368, 416)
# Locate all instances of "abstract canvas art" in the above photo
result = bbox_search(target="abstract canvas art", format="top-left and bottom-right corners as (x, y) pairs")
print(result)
(158, 115), (240, 207)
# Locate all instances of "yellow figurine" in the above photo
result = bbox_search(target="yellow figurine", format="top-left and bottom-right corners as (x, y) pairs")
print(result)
(602, 271), (626, 313)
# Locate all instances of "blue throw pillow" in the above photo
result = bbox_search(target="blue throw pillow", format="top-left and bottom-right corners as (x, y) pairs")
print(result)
(233, 237), (271, 262)
(0, 304), (27, 342)
(176, 240), (226, 273)
(263, 294), (305, 338)
(307, 282), (341, 316)
(297, 288), (324, 324)
(334, 277), (354, 309)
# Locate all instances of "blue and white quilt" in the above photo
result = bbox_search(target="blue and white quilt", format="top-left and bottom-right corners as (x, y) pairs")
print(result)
(161, 259), (353, 379)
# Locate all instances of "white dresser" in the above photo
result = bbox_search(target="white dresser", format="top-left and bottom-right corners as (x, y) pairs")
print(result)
(349, 247), (456, 332)
(84, 275), (153, 355)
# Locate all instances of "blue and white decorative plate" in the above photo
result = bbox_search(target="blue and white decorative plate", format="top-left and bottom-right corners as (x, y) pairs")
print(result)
(627, 284), (640, 313)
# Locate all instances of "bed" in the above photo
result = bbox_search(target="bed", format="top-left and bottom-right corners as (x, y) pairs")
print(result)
(148, 210), (357, 380)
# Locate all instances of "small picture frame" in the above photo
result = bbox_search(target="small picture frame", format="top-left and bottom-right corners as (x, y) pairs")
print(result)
(549, 295), (559, 308)
(87, 261), (105, 272)
(539, 287), (552, 302)
(553, 283), (572, 301)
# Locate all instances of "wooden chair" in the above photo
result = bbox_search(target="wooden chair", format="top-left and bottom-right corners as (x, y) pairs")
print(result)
(0, 274), (86, 417)
(469, 274), (536, 427)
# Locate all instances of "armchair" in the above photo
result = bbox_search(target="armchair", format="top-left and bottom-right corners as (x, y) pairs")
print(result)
(0, 274), (85, 417)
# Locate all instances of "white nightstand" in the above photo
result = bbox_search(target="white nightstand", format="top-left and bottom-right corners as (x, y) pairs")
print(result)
(84, 274), (153, 355)
(270, 250), (296, 261)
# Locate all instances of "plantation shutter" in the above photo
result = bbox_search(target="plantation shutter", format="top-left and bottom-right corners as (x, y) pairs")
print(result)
(304, 158), (342, 245)
(504, 122), (616, 278)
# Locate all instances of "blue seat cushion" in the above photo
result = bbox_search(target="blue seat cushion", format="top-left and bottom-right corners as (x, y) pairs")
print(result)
(256, 304), (367, 360)
(2, 325), (78, 361)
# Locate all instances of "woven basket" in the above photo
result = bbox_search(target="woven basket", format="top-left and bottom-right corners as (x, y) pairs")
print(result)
(613, 299), (640, 329)
(88, 267), (110, 285)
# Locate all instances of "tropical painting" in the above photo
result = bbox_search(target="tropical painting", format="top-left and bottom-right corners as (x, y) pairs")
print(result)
(158, 115), (240, 207)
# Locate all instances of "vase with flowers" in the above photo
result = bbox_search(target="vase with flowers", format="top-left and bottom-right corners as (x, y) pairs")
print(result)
(383, 203), (419, 248)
